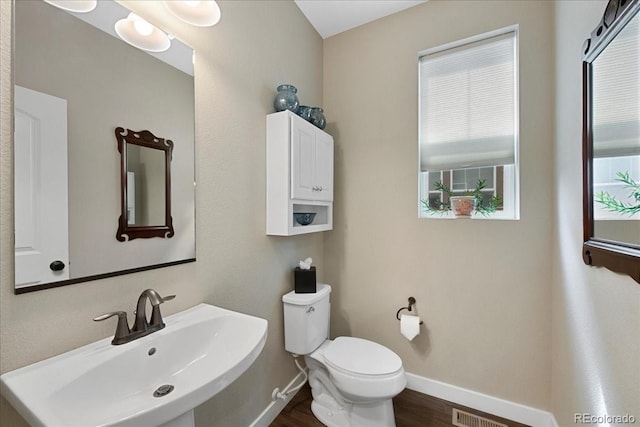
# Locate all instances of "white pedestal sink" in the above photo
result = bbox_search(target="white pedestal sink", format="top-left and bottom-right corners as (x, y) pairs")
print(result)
(0, 304), (268, 427)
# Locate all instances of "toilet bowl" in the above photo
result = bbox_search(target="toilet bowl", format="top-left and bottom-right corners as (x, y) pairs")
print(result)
(282, 284), (406, 427)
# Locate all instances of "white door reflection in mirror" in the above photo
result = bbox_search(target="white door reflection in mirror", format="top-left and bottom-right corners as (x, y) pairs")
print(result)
(127, 171), (136, 225)
(14, 85), (69, 287)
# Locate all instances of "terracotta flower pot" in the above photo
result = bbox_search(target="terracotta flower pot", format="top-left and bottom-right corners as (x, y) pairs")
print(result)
(450, 196), (475, 218)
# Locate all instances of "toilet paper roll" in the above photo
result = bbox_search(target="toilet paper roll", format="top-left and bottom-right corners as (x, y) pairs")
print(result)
(400, 314), (421, 341)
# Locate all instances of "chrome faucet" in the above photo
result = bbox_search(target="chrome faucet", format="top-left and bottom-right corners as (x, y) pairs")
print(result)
(94, 289), (175, 345)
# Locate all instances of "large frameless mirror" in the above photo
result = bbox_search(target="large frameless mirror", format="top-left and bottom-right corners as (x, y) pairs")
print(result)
(582, 0), (640, 282)
(14, 0), (196, 293)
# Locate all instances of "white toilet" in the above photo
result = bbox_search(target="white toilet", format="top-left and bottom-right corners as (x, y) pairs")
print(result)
(282, 284), (406, 427)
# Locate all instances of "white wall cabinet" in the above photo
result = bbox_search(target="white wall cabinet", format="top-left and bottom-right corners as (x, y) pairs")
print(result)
(267, 110), (333, 236)
(290, 117), (334, 202)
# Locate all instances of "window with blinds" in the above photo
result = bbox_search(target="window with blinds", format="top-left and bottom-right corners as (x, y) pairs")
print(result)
(418, 28), (519, 219)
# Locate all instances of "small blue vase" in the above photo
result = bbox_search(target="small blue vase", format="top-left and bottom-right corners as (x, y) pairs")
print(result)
(273, 84), (299, 113)
(297, 105), (313, 122)
(310, 107), (326, 130)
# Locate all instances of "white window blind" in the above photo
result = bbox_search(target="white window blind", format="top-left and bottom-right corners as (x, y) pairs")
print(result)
(592, 15), (639, 158)
(419, 31), (517, 172)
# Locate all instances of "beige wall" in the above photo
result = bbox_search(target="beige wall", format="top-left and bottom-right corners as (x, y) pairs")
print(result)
(0, 1), (323, 426)
(552, 1), (640, 425)
(323, 0), (554, 410)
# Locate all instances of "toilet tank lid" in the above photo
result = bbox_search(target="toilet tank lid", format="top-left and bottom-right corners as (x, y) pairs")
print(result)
(282, 283), (331, 305)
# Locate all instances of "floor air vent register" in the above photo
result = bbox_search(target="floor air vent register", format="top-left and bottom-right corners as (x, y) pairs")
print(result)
(452, 408), (509, 427)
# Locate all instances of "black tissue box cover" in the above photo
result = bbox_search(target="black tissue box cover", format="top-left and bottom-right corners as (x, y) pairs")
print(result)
(294, 267), (316, 293)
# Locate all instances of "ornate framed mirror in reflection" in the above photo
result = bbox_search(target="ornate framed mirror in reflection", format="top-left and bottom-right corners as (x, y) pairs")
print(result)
(582, 0), (640, 282)
(14, 0), (196, 293)
(116, 128), (174, 241)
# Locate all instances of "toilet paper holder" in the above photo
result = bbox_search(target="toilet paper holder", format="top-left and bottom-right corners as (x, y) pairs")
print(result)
(395, 297), (423, 324)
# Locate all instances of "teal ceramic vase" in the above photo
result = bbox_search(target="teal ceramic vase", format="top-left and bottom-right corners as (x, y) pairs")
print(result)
(273, 84), (299, 113)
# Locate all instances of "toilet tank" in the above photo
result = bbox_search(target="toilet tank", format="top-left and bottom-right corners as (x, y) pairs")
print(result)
(282, 284), (331, 355)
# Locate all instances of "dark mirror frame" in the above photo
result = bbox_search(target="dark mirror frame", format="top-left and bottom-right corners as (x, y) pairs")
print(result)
(582, 0), (640, 283)
(115, 127), (174, 241)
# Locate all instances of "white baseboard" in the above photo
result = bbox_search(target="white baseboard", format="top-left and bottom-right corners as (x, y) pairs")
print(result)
(249, 371), (307, 427)
(250, 371), (558, 427)
(406, 373), (557, 427)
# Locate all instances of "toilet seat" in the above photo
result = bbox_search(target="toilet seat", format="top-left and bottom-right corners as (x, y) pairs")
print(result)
(319, 337), (406, 402)
(323, 337), (402, 376)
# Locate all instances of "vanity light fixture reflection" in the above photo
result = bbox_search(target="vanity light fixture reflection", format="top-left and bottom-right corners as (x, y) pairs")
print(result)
(42, 0), (97, 13)
(114, 13), (171, 53)
(163, 0), (222, 27)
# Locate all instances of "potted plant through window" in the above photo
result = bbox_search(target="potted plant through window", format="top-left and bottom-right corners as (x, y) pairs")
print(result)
(421, 179), (502, 218)
(596, 171), (640, 215)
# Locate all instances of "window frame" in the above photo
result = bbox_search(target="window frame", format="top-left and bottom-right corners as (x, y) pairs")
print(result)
(417, 25), (520, 220)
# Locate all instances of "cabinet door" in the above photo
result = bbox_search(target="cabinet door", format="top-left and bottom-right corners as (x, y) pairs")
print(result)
(291, 117), (316, 200)
(314, 131), (333, 202)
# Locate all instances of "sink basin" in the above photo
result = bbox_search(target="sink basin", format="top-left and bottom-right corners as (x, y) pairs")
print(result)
(0, 303), (268, 427)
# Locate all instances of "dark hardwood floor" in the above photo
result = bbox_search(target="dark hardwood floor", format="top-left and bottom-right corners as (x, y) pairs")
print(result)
(270, 383), (530, 427)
